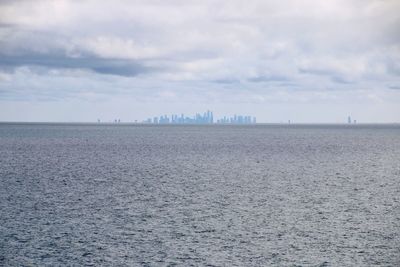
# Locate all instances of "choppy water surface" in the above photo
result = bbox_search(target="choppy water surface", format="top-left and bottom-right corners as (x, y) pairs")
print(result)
(0, 124), (399, 266)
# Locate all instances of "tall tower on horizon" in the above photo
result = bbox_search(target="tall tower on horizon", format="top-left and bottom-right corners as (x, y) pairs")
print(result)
(348, 116), (351, 124)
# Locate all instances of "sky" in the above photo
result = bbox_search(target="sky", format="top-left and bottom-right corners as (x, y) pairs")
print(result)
(0, 0), (399, 123)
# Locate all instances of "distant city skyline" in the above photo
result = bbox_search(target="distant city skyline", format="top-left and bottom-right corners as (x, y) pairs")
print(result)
(96, 112), (365, 125)
(141, 110), (256, 124)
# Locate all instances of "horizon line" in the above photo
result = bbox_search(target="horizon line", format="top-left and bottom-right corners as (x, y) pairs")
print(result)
(0, 121), (399, 125)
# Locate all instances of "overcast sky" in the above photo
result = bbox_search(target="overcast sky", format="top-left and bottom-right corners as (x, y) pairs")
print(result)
(0, 0), (399, 122)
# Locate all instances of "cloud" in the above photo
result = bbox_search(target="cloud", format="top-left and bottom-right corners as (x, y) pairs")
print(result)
(0, 1), (398, 78)
(248, 75), (289, 83)
(0, 0), (399, 121)
(0, 54), (155, 76)
(388, 85), (400, 90)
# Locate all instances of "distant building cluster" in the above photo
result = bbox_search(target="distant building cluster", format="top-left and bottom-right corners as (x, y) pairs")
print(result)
(347, 116), (357, 124)
(216, 115), (256, 124)
(143, 110), (256, 124)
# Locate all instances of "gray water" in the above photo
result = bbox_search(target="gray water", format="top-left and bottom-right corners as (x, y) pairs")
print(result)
(0, 124), (399, 266)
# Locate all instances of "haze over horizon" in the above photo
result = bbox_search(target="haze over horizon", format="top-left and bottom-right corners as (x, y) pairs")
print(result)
(0, 0), (399, 123)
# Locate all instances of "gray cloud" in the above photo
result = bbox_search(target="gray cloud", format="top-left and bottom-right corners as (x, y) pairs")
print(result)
(0, 54), (154, 76)
(248, 75), (289, 83)
(388, 85), (400, 90)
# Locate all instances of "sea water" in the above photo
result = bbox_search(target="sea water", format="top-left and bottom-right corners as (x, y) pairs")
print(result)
(1, 123), (399, 266)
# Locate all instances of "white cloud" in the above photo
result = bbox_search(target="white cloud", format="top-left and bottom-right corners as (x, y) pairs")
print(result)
(77, 36), (163, 60)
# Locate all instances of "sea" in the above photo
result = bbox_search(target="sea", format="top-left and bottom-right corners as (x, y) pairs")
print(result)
(0, 123), (399, 266)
